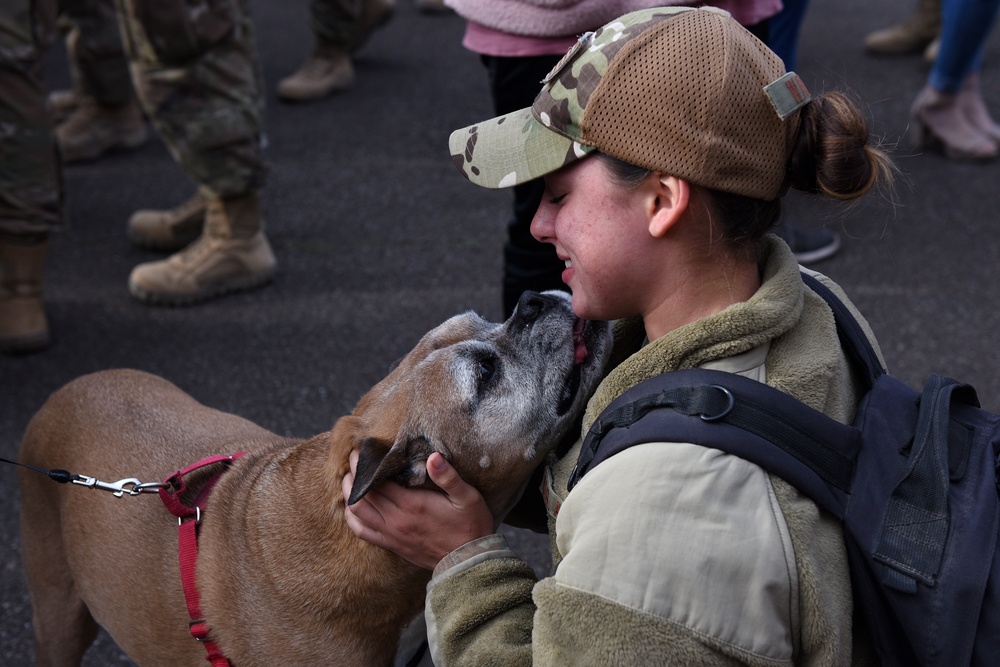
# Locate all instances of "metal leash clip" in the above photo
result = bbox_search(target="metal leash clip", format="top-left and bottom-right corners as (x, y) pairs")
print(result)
(71, 475), (168, 498)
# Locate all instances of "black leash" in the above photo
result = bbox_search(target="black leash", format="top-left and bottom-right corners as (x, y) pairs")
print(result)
(0, 455), (79, 483)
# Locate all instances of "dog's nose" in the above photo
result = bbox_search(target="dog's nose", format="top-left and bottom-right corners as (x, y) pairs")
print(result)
(514, 291), (556, 325)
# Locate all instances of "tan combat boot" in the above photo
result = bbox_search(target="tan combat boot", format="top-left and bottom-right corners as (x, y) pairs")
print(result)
(127, 191), (207, 251)
(0, 240), (50, 354)
(277, 39), (355, 101)
(865, 0), (941, 55)
(277, 0), (395, 101)
(57, 95), (148, 162)
(128, 192), (277, 306)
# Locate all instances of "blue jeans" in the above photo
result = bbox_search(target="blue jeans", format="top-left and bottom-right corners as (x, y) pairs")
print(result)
(930, 0), (1000, 93)
(768, 0), (811, 71)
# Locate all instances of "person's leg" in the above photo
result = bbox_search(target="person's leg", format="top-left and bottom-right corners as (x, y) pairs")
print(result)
(482, 54), (568, 318)
(277, 0), (394, 102)
(911, 0), (1000, 160)
(54, 0), (147, 162)
(61, 0), (134, 106)
(117, 0), (276, 304)
(766, 0), (811, 71)
(0, 0), (61, 352)
(929, 0), (999, 94)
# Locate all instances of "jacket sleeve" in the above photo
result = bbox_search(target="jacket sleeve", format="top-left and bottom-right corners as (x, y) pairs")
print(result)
(425, 535), (538, 666)
(426, 443), (804, 666)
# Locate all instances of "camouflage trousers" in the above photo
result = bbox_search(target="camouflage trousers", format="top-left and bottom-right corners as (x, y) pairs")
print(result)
(0, 0), (62, 237)
(311, 0), (386, 46)
(59, 0), (134, 106)
(116, 0), (267, 197)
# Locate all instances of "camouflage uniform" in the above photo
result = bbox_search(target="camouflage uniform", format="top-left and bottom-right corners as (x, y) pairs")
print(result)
(0, 0), (62, 238)
(58, 0), (134, 106)
(311, 0), (389, 48)
(115, 0), (266, 198)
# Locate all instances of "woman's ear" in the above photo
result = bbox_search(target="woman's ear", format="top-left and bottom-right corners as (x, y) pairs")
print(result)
(648, 175), (690, 238)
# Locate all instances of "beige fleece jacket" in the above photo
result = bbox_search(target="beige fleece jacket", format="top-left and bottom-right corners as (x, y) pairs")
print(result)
(425, 237), (880, 666)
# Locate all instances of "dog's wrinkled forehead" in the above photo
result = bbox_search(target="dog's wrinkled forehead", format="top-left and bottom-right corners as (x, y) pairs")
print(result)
(377, 312), (496, 384)
(421, 312), (496, 350)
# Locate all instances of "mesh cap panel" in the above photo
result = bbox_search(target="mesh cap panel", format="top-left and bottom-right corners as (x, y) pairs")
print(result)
(583, 11), (796, 200)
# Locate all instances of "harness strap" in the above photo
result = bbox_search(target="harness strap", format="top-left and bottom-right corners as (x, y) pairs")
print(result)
(159, 453), (246, 667)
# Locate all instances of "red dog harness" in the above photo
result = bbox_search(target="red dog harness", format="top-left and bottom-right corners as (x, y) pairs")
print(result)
(159, 453), (245, 667)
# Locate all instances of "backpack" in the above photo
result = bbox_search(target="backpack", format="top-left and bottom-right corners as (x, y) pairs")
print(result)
(567, 273), (1000, 667)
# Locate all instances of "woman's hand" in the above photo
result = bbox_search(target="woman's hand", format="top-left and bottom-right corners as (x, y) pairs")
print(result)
(342, 450), (496, 570)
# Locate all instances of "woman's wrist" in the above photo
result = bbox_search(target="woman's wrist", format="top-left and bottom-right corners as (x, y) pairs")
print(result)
(433, 533), (512, 578)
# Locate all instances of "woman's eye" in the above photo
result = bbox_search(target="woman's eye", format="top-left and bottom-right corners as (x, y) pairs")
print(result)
(477, 359), (496, 384)
(549, 193), (567, 205)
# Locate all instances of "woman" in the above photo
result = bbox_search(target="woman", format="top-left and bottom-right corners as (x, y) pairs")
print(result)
(344, 7), (894, 665)
(446, 0), (784, 317)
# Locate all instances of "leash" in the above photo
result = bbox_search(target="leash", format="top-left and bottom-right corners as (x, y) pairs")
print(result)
(158, 453), (246, 667)
(0, 456), (169, 496)
(4, 452), (245, 666)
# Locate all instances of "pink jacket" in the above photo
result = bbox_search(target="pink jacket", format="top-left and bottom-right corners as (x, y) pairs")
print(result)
(445, 1), (783, 37)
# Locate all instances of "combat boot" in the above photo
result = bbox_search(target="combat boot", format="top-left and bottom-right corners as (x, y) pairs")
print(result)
(865, 0), (941, 55)
(0, 240), (50, 354)
(277, 39), (355, 101)
(277, 0), (394, 101)
(127, 191), (207, 251)
(57, 95), (148, 162)
(128, 192), (277, 306)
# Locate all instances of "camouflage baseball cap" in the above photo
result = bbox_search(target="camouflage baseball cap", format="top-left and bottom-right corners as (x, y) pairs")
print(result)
(448, 7), (812, 201)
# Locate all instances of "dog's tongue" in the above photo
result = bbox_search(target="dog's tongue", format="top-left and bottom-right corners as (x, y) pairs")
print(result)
(573, 318), (588, 364)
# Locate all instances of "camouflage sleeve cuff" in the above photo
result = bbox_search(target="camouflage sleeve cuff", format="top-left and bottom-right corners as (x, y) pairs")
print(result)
(432, 534), (515, 579)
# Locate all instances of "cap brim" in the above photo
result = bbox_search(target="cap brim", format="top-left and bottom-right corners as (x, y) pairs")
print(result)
(448, 107), (596, 189)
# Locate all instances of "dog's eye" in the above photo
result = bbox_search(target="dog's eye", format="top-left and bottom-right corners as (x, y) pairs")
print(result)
(477, 358), (496, 385)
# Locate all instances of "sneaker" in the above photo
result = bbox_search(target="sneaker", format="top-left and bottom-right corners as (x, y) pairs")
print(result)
(127, 192), (207, 251)
(57, 96), (148, 163)
(128, 232), (277, 305)
(775, 223), (841, 264)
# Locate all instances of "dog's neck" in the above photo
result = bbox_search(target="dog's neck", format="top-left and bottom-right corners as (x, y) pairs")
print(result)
(197, 432), (430, 664)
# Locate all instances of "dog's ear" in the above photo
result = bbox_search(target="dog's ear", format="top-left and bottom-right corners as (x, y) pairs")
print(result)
(347, 435), (435, 505)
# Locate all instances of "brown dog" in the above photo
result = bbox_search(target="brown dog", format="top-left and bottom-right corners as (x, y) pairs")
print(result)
(18, 291), (611, 666)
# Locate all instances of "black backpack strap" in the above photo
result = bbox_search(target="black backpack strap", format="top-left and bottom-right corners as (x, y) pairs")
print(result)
(569, 368), (858, 517)
(569, 274), (877, 516)
(799, 273), (885, 387)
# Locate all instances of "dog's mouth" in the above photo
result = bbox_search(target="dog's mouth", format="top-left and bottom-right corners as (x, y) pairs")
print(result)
(556, 318), (590, 416)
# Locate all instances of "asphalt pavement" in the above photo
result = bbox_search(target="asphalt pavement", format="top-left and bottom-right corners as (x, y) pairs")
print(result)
(3, 1), (1000, 664)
